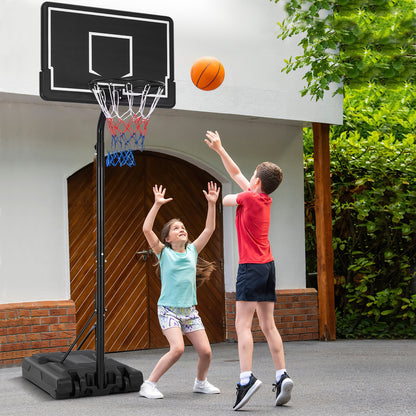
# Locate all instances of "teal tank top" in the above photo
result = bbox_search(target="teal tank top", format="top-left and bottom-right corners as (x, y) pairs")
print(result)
(157, 243), (198, 307)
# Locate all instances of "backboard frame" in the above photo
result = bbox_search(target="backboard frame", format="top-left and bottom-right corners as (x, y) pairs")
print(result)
(40, 2), (175, 108)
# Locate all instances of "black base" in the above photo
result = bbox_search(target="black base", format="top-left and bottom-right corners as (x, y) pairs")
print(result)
(22, 350), (143, 399)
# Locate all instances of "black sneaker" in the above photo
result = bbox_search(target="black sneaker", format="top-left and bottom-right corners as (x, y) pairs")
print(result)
(233, 374), (262, 411)
(272, 372), (293, 406)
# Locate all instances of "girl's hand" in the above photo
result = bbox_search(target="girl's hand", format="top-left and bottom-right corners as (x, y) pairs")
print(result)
(153, 185), (173, 206)
(203, 181), (220, 204)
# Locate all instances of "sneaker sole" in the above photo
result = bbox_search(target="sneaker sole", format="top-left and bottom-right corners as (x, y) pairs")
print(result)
(233, 380), (262, 411)
(193, 389), (221, 394)
(275, 378), (293, 406)
(139, 392), (164, 399)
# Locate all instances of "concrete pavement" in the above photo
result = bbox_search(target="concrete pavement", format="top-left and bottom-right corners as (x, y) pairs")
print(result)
(0, 339), (415, 416)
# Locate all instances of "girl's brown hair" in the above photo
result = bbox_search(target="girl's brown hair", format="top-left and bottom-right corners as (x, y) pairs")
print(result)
(155, 218), (215, 287)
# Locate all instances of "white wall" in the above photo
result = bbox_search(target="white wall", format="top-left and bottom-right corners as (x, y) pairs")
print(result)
(0, 0), (343, 125)
(0, 97), (97, 303)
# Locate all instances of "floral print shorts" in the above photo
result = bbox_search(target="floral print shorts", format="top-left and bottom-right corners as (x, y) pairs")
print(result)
(157, 305), (205, 334)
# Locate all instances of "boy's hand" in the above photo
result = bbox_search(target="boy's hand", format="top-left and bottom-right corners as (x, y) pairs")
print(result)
(203, 181), (220, 204)
(153, 185), (173, 206)
(205, 130), (223, 153)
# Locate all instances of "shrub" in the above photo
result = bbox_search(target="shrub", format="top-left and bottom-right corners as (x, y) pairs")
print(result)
(304, 85), (416, 338)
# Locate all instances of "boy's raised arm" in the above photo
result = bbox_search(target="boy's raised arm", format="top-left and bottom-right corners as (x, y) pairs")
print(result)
(205, 130), (250, 191)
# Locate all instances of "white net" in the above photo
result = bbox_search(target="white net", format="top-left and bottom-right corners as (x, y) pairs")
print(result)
(91, 81), (164, 167)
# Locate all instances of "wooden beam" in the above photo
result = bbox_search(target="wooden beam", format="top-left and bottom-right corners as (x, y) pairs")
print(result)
(312, 122), (336, 340)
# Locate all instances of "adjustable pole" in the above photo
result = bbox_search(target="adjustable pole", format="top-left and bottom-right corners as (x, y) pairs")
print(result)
(96, 111), (106, 388)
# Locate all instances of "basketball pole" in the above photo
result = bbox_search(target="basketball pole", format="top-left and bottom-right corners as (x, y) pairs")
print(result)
(96, 111), (106, 389)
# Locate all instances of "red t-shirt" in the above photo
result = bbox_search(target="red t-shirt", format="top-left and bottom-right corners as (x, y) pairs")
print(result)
(235, 191), (274, 264)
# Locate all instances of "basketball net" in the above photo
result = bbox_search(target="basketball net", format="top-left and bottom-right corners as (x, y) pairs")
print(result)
(91, 81), (164, 167)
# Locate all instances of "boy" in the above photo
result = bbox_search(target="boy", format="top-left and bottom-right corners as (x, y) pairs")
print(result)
(205, 131), (293, 410)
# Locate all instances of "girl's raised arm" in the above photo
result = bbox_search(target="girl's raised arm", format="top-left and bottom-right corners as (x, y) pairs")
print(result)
(193, 181), (220, 254)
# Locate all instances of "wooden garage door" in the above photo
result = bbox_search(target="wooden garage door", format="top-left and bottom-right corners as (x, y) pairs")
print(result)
(67, 151), (225, 352)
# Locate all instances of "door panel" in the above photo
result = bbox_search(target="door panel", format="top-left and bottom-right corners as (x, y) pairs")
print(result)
(102, 163), (149, 352)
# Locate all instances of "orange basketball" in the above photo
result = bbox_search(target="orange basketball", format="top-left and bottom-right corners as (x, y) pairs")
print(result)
(191, 57), (225, 91)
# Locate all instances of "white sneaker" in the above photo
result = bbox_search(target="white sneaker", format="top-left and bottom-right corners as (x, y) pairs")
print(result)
(139, 381), (164, 399)
(193, 378), (221, 394)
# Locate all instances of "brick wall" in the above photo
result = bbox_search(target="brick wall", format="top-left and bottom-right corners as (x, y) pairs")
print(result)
(0, 300), (76, 367)
(0, 290), (317, 367)
(225, 288), (319, 342)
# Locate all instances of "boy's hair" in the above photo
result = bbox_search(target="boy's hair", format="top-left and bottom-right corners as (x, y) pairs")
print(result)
(155, 218), (215, 287)
(255, 162), (283, 194)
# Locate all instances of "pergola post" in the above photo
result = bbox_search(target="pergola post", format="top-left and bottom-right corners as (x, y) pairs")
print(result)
(312, 122), (336, 341)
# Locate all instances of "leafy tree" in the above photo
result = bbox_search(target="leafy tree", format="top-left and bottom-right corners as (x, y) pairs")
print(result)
(272, 0), (415, 100)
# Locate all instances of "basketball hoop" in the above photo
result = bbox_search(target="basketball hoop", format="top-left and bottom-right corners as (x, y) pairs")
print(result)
(90, 79), (164, 167)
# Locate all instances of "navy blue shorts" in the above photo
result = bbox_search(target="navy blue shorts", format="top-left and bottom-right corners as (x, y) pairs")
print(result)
(236, 261), (277, 302)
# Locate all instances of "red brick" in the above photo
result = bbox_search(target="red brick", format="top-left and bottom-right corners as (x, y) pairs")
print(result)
(32, 341), (50, 349)
(6, 327), (17, 335)
(6, 311), (17, 319)
(57, 300), (75, 308)
(280, 315), (294, 322)
(41, 332), (60, 340)
(18, 309), (30, 317)
(50, 339), (69, 348)
(49, 308), (65, 316)
(31, 325), (50, 333)
(41, 317), (59, 325)
(31, 309), (49, 317)
(15, 326), (31, 334)
(26, 333), (41, 341)
(37, 301), (58, 309)
(59, 315), (76, 324)
(49, 323), (68, 332)
(59, 331), (76, 339)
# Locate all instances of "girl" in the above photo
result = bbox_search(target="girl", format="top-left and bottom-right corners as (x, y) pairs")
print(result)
(139, 182), (221, 399)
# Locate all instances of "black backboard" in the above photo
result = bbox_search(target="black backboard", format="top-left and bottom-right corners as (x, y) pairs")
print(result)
(40, 2), (175, 107)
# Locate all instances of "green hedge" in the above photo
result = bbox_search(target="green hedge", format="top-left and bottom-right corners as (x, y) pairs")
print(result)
(304, 85), (416, 338)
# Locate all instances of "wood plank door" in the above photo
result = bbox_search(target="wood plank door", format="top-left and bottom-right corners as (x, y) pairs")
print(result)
(67, 151), (225, 352)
